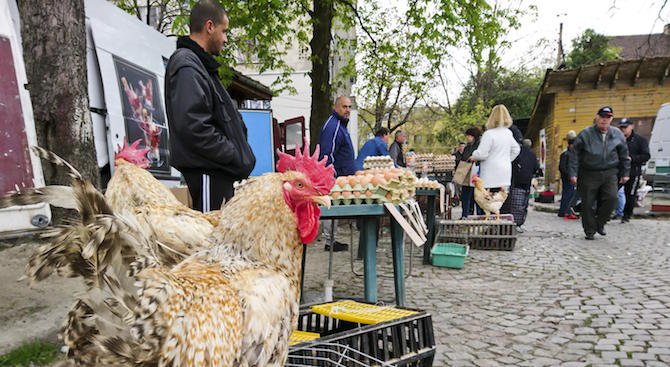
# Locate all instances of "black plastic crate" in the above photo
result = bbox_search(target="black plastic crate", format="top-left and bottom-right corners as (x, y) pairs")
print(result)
(288, 303), (435, 366)
(436, 215), (517, 251)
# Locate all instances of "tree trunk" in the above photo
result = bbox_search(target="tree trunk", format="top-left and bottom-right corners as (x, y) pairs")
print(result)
(19, 0), (100, 220)
(309, 0), (333, 152)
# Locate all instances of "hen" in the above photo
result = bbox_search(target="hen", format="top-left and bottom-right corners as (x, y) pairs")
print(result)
(22, 144), (334, 366)
(472, 176), (508, 221)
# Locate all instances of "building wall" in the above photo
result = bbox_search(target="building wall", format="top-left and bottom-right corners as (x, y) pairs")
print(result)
(543, 80), (670, 185)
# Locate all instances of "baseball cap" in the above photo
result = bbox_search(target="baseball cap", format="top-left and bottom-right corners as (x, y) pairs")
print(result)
(618, 118), (634, 127)
(597, 106), (614, 117)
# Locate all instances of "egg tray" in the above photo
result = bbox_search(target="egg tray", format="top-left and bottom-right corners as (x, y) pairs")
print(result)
(329, 182), (416, 206)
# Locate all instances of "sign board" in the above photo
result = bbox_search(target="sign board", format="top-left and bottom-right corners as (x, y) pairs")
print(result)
(539, 128), (546, 174)
(240, 110), (275, 176)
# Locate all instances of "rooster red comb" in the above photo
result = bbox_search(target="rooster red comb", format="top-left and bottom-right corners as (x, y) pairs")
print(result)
(276, 144), (335, 194)
(114, 139), (151, 169)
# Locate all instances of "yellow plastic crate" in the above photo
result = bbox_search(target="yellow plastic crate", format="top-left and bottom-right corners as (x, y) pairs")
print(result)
(289, 330), (320, 345)
(311, 300), (418, 324)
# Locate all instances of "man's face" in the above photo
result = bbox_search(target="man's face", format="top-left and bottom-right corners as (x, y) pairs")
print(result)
(205, 15), (229, 55)
(381, 133), (390, 143)
(335, 97), (352, 119)
(619, 124), (634, 137)
(396, 133), (406, 144)
(458, 144), (465, 153)
(595, 114), (613, 132)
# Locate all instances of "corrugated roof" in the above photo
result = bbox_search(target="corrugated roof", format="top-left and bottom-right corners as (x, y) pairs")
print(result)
(610, 33), (670, 60)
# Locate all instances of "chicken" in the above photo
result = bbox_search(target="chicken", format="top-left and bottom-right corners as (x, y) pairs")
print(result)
(472, 176), (508, 221)
(21, 144), (335, 366)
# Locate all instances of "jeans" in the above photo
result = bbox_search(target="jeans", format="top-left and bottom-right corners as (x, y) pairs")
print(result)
(615, 186), (625, 217)
(558, 177), (575, 216)
(460, 186), (482, 218)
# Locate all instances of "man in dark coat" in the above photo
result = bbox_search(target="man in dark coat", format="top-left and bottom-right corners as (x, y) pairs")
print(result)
(558, 131), (577, 217)
(618, 118), (650, 222)
(389, 130), (407, 167)
(502, 139), (540, 231)
(569, 106), (630, 240)
(165, 0), (255, 211)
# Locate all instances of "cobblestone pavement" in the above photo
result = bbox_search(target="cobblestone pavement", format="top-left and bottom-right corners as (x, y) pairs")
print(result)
(302, 206), (670, 366)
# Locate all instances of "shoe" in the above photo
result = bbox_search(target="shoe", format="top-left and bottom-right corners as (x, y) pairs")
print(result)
(585, 234), (595, 240)
(611, 215), (621, 220)
(558, 213), (566, 217)
(597, 226), (606, 236)
(516, 226), (525, 233)
(621, 217), (630, 223)
(324, 241), (349, 252)
(565, 214), (579, 220)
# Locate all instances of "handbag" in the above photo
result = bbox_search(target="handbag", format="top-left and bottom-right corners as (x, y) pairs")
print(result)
(453, 161), (474, 186)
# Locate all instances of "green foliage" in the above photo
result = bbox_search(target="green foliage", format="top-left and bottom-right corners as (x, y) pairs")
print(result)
(455, 67), (543, 119)
(0, 340), (59, 367)
(565, 29), (621, 69)
(437, 101), (489, 147)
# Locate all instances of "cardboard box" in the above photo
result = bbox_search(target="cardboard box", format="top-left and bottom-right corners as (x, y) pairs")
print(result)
(170, 186), (192, 208)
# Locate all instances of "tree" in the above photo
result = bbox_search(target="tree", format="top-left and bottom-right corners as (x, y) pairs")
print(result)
(18, 0), (100, 195)
(565, 29), (621, 69)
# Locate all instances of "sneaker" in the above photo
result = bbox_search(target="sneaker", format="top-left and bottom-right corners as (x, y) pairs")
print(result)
(565, 214), (579, 220)
(516, 226), (525, 233)
(597, 226), (606, 236)
(324, 241), (349, 252)
(621, 217), (630, 223)
(585, 233), (595, 240)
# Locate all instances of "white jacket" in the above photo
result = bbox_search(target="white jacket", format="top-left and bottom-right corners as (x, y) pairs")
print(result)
(471, 127), (521, 188)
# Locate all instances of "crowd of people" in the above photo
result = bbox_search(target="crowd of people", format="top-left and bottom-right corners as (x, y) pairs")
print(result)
(163, 1), (650, 244)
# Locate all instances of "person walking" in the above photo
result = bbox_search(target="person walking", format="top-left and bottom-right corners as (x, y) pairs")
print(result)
(558, 130), (577, 217)
(469, 105), (521, 190)
(319, 96), (356, 251)
(618, 118), (650, 223)
(355, 127), (390, 171)
(389, 130), (407, 167)
(568, 106), (630, 240)
(459, 127), (482, 218)
(165, 0), (256, 212)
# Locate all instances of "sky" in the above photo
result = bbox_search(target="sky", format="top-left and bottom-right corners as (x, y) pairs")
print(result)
(431, 0), (670, 104)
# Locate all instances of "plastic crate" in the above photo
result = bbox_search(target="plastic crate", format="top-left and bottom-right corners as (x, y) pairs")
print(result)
(288, 302), (435, 366)
(430, 243), (468, 269)
(437, 214), (517, 251)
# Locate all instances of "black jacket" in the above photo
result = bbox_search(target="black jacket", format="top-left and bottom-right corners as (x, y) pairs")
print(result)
(559, 148), (574, 180)
(165, 37), (255, 179)
(568, 125), (630, 179)
(511, 146), (540, 190)
(389, 140), (406, 167)
(625, 131), (650, 177)
(460, 139), (480, 162)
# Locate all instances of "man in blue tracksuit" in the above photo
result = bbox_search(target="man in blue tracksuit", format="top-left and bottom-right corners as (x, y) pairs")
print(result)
(355, 127), (390, 170)
(319, 96), (356, 251)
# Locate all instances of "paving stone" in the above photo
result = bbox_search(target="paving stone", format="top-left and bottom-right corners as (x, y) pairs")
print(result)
(618, 359), (645, 366)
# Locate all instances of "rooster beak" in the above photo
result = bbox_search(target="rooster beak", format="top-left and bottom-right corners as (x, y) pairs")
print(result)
(311, 195), (331, 209)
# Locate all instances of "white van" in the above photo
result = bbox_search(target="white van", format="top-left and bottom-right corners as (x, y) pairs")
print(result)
(646, 103), (670, 177)
(647, 103), (670, 212)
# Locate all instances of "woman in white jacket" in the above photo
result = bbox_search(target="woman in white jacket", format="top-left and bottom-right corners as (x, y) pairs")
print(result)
(469, 105), (521, 189)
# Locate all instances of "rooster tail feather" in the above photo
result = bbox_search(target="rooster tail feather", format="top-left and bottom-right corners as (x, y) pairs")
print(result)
(0, 185), (77, 210)
(31, 146), (83, 180)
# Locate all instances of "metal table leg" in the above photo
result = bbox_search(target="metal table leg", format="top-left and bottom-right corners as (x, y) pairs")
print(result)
(362, 216), (378, 303)
(390, 217), (406, 307)
(423, 195), (437, 265)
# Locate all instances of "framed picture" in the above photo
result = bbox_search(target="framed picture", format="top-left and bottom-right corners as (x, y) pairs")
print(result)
(113, 55), (170, 176)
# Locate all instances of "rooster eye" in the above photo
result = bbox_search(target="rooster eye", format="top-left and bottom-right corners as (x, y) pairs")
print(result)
(296, 182), (304, 189)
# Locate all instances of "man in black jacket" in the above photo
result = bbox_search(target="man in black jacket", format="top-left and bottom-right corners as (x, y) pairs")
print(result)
(569, 107), (630, 240)
(165, 0), (255, 212)
(618, 118), (650, 223)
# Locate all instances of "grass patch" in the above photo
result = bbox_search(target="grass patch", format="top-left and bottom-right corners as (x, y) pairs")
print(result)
(0, 340), (59, 366)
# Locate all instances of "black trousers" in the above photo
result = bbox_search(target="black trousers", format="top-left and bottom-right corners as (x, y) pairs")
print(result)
(181, 168), (235, 212)
(623, 175), (641, 219)
(577, 168), (618, 235)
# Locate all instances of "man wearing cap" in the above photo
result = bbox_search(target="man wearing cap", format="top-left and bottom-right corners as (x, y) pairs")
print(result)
(568, 106), (631, 240)
(618, 118), (650, 223)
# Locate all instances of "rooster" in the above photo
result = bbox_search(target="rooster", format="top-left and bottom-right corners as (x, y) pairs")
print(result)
(472, 176), (508, 221)
(21, 144), (334, 366)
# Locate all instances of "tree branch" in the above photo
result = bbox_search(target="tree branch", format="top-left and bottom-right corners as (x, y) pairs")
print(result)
(386, 82), (404, 125)
(336, 0), (377, 48)
(390, 96), (419, 132)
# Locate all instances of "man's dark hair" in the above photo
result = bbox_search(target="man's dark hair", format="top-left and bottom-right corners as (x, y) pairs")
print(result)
(375, 127), (390, 137)
(465, 127), (482, 139)
(190, 0), (227, 33)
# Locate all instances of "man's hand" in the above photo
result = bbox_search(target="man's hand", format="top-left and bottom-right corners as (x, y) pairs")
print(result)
(468, 156), (476, 162)
(570, 176), (577, 185)
(619, 176), (629, 184)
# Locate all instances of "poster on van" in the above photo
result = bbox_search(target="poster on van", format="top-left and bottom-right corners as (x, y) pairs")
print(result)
(113, 55), (170, 175)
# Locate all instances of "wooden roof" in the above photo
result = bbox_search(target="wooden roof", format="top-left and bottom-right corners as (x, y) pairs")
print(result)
(228, 68), (273, 101)
(610, 33), (670, 60)
(527, 56), (670, 137)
